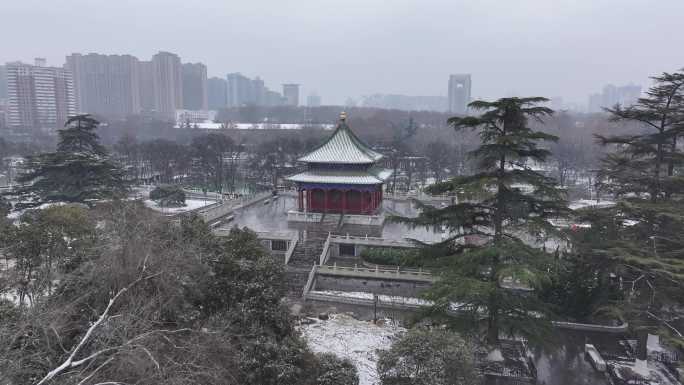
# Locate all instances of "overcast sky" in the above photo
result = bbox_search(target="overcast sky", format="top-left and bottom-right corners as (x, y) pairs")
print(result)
(2, 0), (683, 106)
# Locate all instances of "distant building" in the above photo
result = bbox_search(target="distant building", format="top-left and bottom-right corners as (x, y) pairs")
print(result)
(207, 77), (227, 110)
(587, 83), (641, 113)
(5, 59), (76, 128)
(182, 62), (207, 111)
(588, 93), (602, 113)
(361, 94), (447, 112)
(0, 65), (7, 100)
(448, 74), (471, 114)
(282, 84), (300, 107)
(65, 53), (141, 118)
(137, 60), (156, 114)
(307, 93), (321, 107)
(227, 73), (284, 107)
(265, 90), (285, 106)
(226, 72), (253, 107)
(151, 52), (183, 120)
(176, 109), (216, 125)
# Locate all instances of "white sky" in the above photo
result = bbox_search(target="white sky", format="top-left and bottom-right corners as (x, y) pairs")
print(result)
(1, 0), (683, 105)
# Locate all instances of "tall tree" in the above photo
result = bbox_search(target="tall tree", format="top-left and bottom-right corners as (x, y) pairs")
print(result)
(586, 69), (684, 335)
(191, 133), (237, 193)
(15, 115), (127, 207)
(400, 97), (569, 345)
(599, 69), (684, 201)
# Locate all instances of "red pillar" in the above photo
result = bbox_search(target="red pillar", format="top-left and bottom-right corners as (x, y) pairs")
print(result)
(324, 189), (329, 213)
(306, 190), (311, 211)
(298, 189), (303, 211)
(342, 189), (347, 214)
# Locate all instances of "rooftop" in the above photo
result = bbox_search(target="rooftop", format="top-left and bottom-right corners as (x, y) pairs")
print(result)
(287, 168), (392, 185)
(297, 113), (384, 165)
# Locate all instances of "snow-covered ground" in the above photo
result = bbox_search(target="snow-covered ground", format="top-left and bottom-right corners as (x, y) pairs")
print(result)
(300, 314), (405, 385)
(143, 199), (215, 214)
(569, 199), (616, 210)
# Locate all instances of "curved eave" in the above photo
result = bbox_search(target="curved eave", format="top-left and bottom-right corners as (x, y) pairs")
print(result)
(287, 168), (392, 185)
(297, 121), (384, 164)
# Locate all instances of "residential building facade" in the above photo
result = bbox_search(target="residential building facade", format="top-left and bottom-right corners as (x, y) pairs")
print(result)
(5, 59), (76, 128)
(207, 77), (227, 110)
(182, 62), (207, 110)
(66, 53), (141, 118)
(151, 52), (183, 120)
(282, 84), (299, 107)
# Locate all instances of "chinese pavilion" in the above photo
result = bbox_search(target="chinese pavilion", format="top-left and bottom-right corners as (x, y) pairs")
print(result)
(287, 113), (392, 215)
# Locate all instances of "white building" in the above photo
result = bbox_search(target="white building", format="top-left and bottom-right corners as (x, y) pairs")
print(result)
(176, 109), (216, 125)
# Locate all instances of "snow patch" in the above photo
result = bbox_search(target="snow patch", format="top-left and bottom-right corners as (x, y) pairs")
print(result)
(143, 199), (215, 214)
(300, 313), (405, 385)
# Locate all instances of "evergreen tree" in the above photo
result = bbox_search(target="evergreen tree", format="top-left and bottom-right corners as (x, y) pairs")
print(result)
(585, 70), (684, 323)
(400, 97), (569, 345)
(15, 115), (127, 207)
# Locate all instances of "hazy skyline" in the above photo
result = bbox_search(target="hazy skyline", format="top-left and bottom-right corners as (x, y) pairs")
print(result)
(2, 0), (683, 106)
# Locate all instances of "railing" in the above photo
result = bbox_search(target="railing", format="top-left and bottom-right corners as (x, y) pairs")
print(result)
(305, 291), (427, 311)
(319, 232), (332, 265)
(198, 192), (270, 223)
(302, 264), (318, 298)
(284, 232), (299, 265)
(330, 234), (415, 248)
(551, 320), (629, 333)
(317, 264), (435, 282)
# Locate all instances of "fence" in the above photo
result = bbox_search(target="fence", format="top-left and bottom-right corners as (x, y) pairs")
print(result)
(284, 232), (299, 265)
(319, 232), (332, 265)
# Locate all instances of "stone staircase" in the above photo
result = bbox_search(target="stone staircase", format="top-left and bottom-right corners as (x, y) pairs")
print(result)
(285, 214), (341, 295)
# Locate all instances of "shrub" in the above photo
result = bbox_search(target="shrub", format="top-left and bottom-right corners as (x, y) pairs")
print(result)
(150, 185), (186, 207)
(316, 353), (359, 385)
(377, 328), (480, 385)
(360, 247), (423, 267)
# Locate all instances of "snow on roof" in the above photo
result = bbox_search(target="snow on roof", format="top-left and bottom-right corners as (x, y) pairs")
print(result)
(298, 116), (383, 164)
(287, 168), (392, 185)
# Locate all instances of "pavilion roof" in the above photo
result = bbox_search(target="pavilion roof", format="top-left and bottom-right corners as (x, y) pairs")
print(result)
(297, 114), (383, 164)
(287, 167), (392, 185)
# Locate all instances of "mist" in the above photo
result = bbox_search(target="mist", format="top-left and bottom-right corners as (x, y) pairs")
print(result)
(2, 0), (683, 105)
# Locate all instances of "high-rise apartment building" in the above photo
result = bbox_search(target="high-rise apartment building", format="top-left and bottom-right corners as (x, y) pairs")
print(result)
(307, 93), (321, 107)
(226, 72), (252, 107)
(0, 65), (7, 100)
(448, 74), (471, 114)
(137, 61), (155, 113)
(207, 77), (227, 110)
(226, 73), (286, 107)
(151, 52), (183, 120)
(587, 83), (642, 113)
(5, 59), (76, 128)
(282, 84), (299, 107)
(66, 53), (141, 118)
(182, 62), (207, 110)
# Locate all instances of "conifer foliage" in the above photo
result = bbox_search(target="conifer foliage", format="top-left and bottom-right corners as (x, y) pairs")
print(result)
(15, 115), (127, 207)
(588, 70), (684, 303)
(402, 97), (569, 345)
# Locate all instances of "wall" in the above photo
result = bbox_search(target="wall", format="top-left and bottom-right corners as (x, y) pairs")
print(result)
(313, 275), (431, 298)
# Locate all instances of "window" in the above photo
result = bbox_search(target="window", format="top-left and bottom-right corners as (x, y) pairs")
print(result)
(271, 240), (288, 251)
(339, 244), (356, 256)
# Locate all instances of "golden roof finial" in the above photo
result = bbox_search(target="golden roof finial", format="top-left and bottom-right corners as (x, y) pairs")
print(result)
(339, 111), (347, 122)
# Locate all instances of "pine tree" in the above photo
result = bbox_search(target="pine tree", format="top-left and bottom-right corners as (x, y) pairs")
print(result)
(586, 70), (684, 316)
(15, 115), (127, 207)
(400, 97), (569, 345)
